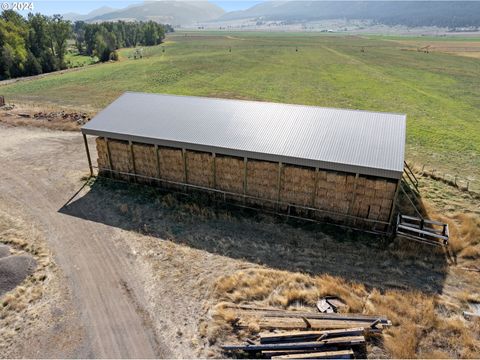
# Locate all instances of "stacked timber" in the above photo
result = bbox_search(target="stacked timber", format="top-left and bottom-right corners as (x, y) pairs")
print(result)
(158, 147), (184, 183)
(221, 305), (390, 359)
(186, 150), (214, 188)
(132, 143), (157, 181)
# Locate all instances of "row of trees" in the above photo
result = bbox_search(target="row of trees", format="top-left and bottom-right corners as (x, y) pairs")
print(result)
(74, 21), (172, 62)
(0, 11), (71, 79)
(0, 10), (173, 80)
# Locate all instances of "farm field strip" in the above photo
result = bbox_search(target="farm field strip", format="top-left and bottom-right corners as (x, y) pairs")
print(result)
(1, 32), (479, 189)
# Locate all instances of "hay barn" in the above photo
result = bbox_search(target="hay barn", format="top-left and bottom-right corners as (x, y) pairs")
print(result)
(81, 92), (406, 232)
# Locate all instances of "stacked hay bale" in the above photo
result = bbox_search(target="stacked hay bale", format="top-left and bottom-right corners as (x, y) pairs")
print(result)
(215, 155), (244, 194)
(246, 160), (279, 207)
(279, 165), (316, 208)
(107, 139), (134, 181)
(351, 176), (397, 228)
(158, 147), (184, 187)
(95, 137), (109, 173)
(186, 150), (214, 188)
(314, 171), (350, 216)
(132, 143), (157, 184)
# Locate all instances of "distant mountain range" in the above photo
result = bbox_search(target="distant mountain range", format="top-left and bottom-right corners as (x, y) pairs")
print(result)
(218, 1), (480, 28)
(63, 1), (224, 26)
(62, 1), (480, 28)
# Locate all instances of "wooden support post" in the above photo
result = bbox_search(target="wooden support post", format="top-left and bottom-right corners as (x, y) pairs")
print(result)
(129, 140), (136, 182)
(105, 137), (113, 175)
(212, 153), (216, 189)
(348, 173), (359, 215)
(154, 144), (160, 179)
(82, 133), (93, 176)
(312, 168), (319, 207)
(276, 162), (283, 209)
(182, 149), (188, 190)
(243, 157), (248, 195)
(388, 179), (402, 226)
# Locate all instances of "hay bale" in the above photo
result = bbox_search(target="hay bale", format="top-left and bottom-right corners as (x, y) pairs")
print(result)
(246, 159), (278, 201)
(132, 143), (157, 179)
(215, 155), (244, 193)
(108, 139), (133, 173)
(186, 150), (214, 188)
(95, 137), (109, 170)
(279, 165), (315, 206)
(158, 147), (184, 182)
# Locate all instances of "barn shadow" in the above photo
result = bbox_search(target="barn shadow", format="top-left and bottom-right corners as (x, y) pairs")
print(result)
(59, 177), (448, 295)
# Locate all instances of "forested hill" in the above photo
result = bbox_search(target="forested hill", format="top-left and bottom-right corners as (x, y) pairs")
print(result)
(0, 10), (171, 80)
(219, 1), (480, 28)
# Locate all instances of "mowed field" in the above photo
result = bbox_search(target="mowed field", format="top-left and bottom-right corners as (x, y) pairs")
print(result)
(1, 32), (479, 189)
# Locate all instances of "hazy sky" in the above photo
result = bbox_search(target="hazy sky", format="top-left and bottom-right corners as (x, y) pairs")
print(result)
(30, 1), (262, 15)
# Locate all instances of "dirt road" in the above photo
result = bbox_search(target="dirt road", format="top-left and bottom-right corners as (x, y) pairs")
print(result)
(0, 125), (171, 358)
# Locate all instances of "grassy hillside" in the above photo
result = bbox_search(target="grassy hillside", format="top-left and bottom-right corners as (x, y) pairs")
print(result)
(1, 32), (479, 189)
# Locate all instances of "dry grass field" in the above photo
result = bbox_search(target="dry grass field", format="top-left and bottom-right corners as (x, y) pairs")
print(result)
(395, 40), (480, 59)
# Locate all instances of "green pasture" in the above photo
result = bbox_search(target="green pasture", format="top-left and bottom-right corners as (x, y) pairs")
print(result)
(1, 32), (479, 187)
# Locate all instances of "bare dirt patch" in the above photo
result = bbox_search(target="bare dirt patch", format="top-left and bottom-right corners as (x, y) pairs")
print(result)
(396, 40), (480, 59)
(0, 205), (88, 358)
(0, 103), (92, 131)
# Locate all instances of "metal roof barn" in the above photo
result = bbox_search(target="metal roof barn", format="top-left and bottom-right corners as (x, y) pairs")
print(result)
(81, 92), (406, 179)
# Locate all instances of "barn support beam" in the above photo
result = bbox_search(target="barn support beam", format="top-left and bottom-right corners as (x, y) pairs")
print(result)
(182, 148), (188, 191)
(388, 178), (402, 227)
(128, 140), (137, 182)
(212, 152), (216, 188)
(82, 133), (93, 176)
(276, 162), (283, 210)
(312, 167), (319, 207)
(154, 144), (161, 179)
(105, 137), (113, 174)
(243, 157), (248, 195)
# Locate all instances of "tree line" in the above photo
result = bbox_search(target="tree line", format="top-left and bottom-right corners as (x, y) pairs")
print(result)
(73, 21), (173, 62)
(0, 10), (172, 80)
(0, 11), (71, 79)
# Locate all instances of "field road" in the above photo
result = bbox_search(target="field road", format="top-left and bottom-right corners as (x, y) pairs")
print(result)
(0, 125), (172, 358)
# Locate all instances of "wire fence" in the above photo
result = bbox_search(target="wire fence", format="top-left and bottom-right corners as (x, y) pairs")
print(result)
(409, 162), (480, 196)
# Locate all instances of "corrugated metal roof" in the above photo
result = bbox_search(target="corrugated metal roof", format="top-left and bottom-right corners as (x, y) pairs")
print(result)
(82, 92), (406, 179)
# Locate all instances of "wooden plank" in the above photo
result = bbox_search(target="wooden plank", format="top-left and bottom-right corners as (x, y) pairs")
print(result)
(262, 347), (339, 357)
(222, 335), (365, 352)
(260, 328), (366, 343)
(260, 327), (365, 344)
(229, 307), (389, 323)
(272, 349), (354, 359)
(250, 319), (381, 331)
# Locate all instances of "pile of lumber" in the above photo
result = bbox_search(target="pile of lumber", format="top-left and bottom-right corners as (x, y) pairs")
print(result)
(221, 305), (391, 359)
